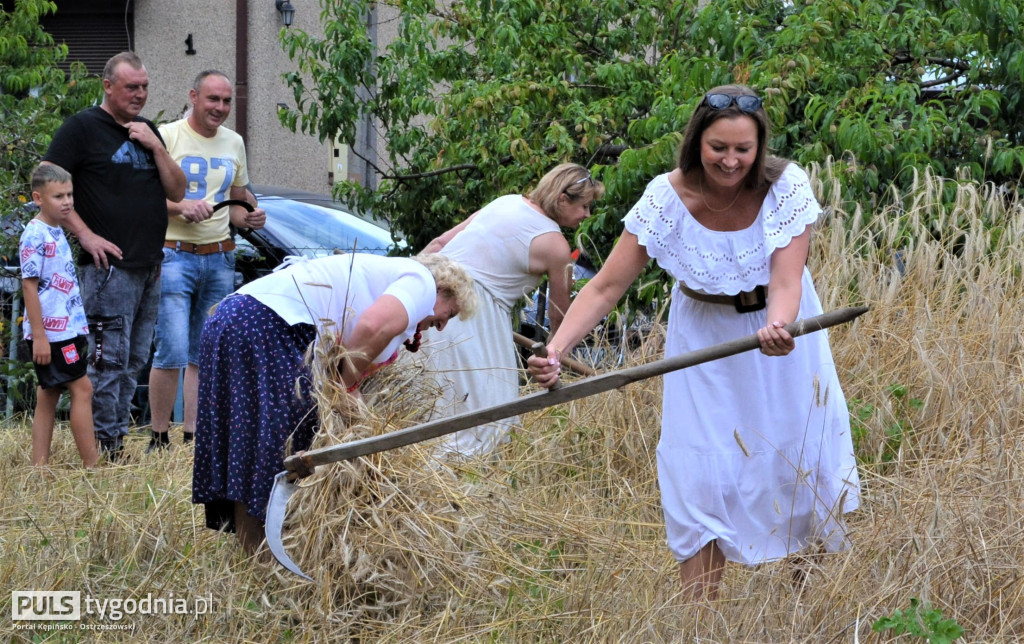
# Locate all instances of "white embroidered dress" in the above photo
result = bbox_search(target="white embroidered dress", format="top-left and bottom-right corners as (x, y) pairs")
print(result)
(624, 163), (860, 564)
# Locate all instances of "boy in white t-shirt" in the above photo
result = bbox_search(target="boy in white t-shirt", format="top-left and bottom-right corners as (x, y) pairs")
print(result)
(19, 164), (99, 467)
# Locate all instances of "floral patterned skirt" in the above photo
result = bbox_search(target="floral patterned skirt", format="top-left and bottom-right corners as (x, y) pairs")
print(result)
(191, 295), (318, 531)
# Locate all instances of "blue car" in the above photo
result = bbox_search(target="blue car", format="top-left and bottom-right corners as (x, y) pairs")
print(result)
(234, 185), (404, 284)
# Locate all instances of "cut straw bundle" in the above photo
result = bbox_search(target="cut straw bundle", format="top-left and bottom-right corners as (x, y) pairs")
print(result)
(282, 337), (504, 615)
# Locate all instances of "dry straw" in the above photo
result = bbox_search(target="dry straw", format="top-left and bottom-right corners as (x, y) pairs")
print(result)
(2, 161), (1023, 641)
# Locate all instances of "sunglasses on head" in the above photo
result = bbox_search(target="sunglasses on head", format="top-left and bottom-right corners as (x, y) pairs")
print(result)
(565, 172), (594, 193)
(703, 93), (763, 114)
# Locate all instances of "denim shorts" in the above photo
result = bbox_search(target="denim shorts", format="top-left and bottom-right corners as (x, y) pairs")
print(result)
(152, 247), (236, 368)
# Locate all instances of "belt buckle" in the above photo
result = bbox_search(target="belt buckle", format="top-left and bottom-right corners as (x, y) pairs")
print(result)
(733, 285), (766, 313)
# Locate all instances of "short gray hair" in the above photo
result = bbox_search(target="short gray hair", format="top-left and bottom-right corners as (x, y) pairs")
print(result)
(31, 163), (72, 191)
(102, 51), (144, 83)
(193, 69), (230, 93)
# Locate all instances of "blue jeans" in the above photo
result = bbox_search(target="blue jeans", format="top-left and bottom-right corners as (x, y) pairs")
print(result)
(153, 248), (236, 368)
(80, 264), (161, 447)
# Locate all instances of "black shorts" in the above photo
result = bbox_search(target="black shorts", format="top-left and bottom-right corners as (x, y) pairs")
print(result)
(23, 335), (89, 390)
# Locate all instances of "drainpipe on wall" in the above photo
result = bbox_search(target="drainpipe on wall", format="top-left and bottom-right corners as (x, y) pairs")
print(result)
(235, 0), (249, 144)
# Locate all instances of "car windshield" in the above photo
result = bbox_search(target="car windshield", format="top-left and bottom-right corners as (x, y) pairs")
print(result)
(259, 198), (397, 256)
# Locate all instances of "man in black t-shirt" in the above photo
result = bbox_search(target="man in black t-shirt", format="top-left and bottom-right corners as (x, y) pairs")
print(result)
(44, 51), (186, 461)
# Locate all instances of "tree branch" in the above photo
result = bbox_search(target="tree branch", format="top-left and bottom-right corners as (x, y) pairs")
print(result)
(891, 51), (971, 73)
(385, 163), (479, 181)
(369, 139), (631, 185)
(920, 71), (965, 89)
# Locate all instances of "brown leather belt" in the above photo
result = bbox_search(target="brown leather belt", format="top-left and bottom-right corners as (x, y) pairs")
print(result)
(164, 239), (236, 255)
(679, 283), (767, 313)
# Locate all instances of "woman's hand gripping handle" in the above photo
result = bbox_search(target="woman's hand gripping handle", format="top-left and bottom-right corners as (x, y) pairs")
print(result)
(529, 342), (562, 391)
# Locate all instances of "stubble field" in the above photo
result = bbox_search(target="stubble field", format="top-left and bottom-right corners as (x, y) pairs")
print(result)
(2, 164), (1022, 642)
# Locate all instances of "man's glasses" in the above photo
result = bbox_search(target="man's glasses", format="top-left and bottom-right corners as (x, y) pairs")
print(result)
(703, 93), (763, 114)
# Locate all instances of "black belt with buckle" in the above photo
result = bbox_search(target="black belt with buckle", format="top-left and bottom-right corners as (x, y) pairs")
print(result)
(678, 284), (767, 313)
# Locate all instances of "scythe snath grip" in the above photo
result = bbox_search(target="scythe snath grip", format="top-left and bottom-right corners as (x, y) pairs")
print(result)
(283, 305), (868, 478)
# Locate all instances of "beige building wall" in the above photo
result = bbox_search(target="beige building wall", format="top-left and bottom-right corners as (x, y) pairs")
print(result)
(132, 0), (355, 195)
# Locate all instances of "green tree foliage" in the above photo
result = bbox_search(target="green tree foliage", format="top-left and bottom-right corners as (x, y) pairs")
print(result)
(1, 0), (100, 255)
(280, 0), (1024, 312)
(1, 0), (100, 377)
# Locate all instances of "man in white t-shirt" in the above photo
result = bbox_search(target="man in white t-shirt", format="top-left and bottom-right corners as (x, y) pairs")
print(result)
(147, 70), (266, 452)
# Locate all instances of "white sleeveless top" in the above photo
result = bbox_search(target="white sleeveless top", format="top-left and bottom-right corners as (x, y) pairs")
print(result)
(440, 194), (560, 310)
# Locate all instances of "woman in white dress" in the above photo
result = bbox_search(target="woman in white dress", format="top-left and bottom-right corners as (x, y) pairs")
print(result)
(422, 163), (605, 458)
(528, 85), (860, 599)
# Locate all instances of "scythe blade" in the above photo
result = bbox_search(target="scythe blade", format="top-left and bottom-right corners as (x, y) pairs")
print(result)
(266, 472), (314, 581)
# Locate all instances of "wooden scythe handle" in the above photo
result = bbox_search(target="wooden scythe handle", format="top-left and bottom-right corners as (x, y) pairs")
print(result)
(285, 305), (869, 476)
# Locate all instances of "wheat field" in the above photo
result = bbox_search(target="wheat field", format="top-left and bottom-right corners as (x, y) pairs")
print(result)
(2, 165), (1022, 642)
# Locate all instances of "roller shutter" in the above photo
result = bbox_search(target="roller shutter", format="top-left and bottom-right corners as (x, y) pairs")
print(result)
(41, 1), (135, 75)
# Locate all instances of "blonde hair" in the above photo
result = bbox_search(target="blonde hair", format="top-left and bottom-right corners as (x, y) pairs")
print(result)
(413, 253), (478, 320)
(527, 163), (606, 221)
